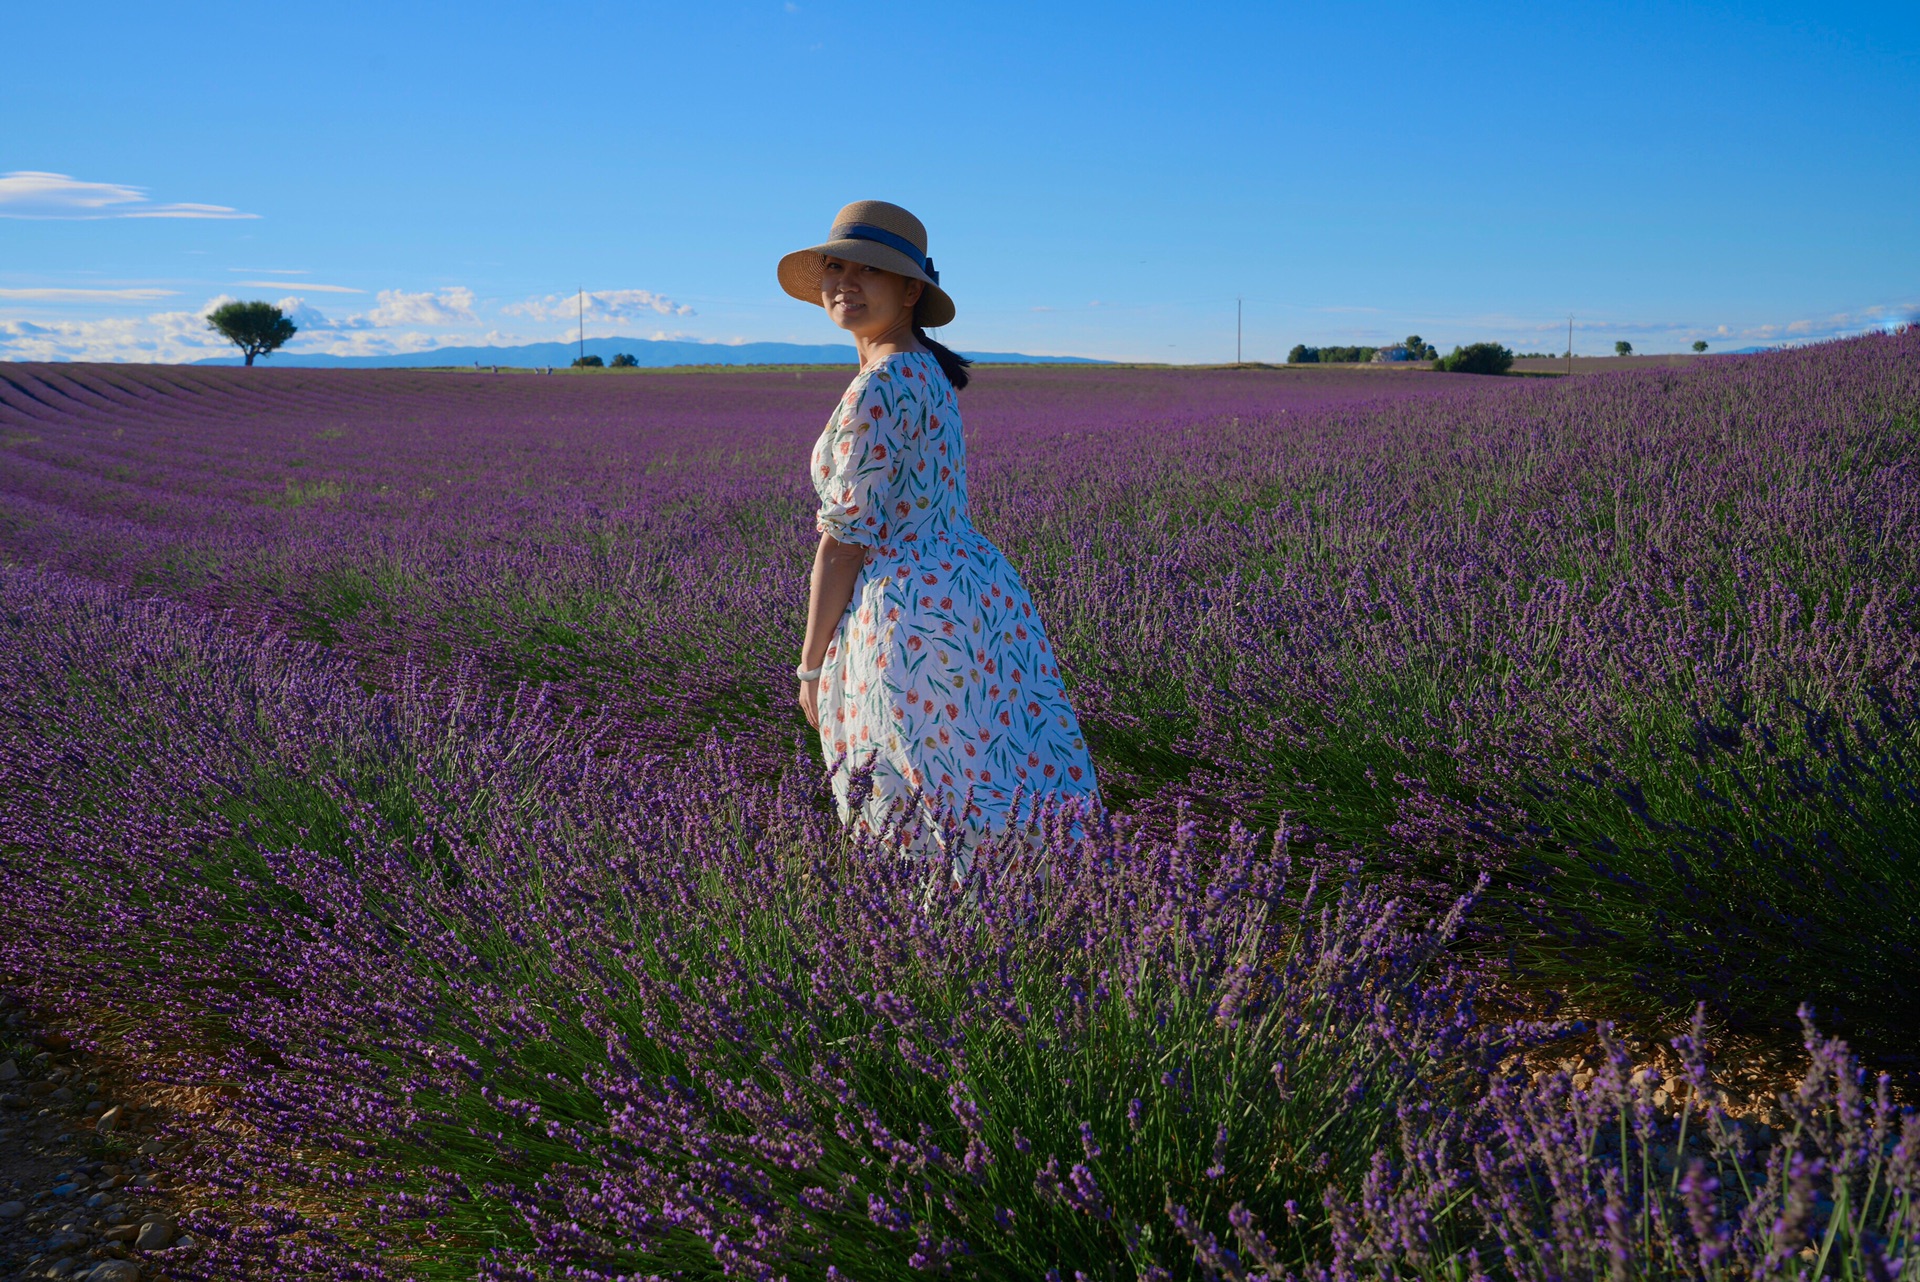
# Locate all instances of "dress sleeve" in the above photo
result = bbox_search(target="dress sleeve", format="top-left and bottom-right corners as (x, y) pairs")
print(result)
(815, 366), (907, 547)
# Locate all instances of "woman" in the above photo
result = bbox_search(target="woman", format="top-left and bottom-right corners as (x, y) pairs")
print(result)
(779, 200), (1100, 856)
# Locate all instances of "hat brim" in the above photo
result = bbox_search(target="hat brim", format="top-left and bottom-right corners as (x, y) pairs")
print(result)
(778, 239), (956, 328)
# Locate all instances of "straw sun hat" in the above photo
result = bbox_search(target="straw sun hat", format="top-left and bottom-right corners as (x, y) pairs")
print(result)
(778, 200), (956, 328)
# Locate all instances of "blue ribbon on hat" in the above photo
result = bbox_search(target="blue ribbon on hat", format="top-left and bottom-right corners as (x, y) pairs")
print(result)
(835, 222), (939, 283)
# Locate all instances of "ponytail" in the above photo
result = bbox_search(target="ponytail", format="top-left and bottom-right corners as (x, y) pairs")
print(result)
(912, 322), (972, 391)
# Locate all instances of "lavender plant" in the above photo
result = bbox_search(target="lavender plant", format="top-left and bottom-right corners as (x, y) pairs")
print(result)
(3, 337), (1919, 1277)
(1290, 1006), (1920, 1282)
(0, 566), (1514, 1277)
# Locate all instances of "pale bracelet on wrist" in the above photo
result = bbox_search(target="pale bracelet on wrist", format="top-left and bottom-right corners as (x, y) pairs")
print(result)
(795, 660), (825, 682)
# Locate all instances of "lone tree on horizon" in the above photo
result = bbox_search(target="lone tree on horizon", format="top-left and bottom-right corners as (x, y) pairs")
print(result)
(1692, 340), (1709, 353)
(207, 300), (297, 366)
(1615, 340), (1634, 356)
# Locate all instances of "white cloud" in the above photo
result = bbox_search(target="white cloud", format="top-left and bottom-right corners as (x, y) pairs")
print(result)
(233, 280), (361, 293)
(365, 287), (478, 327)
(503, 288), (694, 323)
(285, 328), (447, 358)
(0, 171), (256, 220)
(0, 286), (177, 301)
(0, 300), (236, 362)
(0, 282), (508, 362)
(270, 297), (336, 333)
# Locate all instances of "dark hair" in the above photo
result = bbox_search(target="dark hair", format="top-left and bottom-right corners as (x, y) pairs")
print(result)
(912, 316), (971, 391)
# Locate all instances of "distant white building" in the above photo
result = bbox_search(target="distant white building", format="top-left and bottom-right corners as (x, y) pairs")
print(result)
(1371, 345), (1414, 363)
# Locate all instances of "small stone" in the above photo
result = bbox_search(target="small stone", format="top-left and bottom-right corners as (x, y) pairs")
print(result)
(0, 1199), (23, 1218)
(83, 1101), (105, 1116)
(84, 1192), (110, 1208)
(0, 1057), (17, 1081)
(95, 1106), (122, 1133)
(46, 1259), (78, 1280)
(83, 1263), (142, 1282)
(28, 1081), (57, 1097)
(133, 1216), (173, 1249)
(134, 1139), (165, 1156)
(51, 1086), (75, 1104)
(104, 1226), (137, 1243)
(1571, 1071), (1594, 1090)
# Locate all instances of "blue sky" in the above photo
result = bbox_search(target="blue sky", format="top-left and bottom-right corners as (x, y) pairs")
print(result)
(4, 1), (1916, 363)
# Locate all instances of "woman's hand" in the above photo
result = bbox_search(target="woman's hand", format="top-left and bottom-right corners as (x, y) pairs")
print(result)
(798, 677), (821, 729)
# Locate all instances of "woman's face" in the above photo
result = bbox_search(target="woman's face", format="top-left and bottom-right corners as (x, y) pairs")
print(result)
(821, 255), (922, 338)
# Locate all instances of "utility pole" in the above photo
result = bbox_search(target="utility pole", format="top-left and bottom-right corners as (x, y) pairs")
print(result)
(1236, 297), (1242, 365)
(579, 287), (585, 366)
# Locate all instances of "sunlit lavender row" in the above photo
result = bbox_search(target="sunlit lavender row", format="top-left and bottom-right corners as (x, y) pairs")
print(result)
(1, 336), (1917, 1278)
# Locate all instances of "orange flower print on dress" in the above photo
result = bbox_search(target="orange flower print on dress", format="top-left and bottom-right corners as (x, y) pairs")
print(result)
(807, 352), (1100, 844)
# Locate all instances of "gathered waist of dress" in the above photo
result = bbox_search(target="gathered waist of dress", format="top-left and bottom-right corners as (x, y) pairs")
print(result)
(859, 524), (998, 566)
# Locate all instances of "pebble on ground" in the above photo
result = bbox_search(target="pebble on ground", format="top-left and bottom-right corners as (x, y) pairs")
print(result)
(0, 999), (194, 1282)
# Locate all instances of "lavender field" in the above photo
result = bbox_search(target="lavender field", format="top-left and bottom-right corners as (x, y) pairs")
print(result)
(1, 337), (1917, 1280)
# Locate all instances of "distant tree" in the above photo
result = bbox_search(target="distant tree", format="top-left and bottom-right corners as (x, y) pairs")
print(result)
(1615, 341), (1633, 356)
(1403, 334), (1439, 361)
(206, 300), (296, 367)
(1287, 344), (1381, 364)
(1433, 342), (1514, 376)
(609, 352), (638, 368)
(1692, 340), (1708, 353)
(572, 354), (605, 368)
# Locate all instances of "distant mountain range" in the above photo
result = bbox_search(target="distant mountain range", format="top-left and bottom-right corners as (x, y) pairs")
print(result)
(195, 336), (1108, 369)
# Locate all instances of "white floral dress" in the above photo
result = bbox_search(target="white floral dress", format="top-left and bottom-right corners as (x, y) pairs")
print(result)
(811, 351), (1100, 843)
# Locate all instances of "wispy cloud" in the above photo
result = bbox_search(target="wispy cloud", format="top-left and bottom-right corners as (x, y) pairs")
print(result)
(503, 288), (694, 323)
(0, 286), (177, 301)
(0, 171), (257, 220)
(232, 280), (362, 293)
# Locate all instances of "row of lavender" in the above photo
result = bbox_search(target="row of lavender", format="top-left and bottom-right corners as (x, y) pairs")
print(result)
(1, 566), (1913, 1280)
(3, 340), (1916, 1042)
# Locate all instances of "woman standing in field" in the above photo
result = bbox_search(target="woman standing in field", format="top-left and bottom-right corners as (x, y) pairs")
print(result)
(782, 200), (1100, 860)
